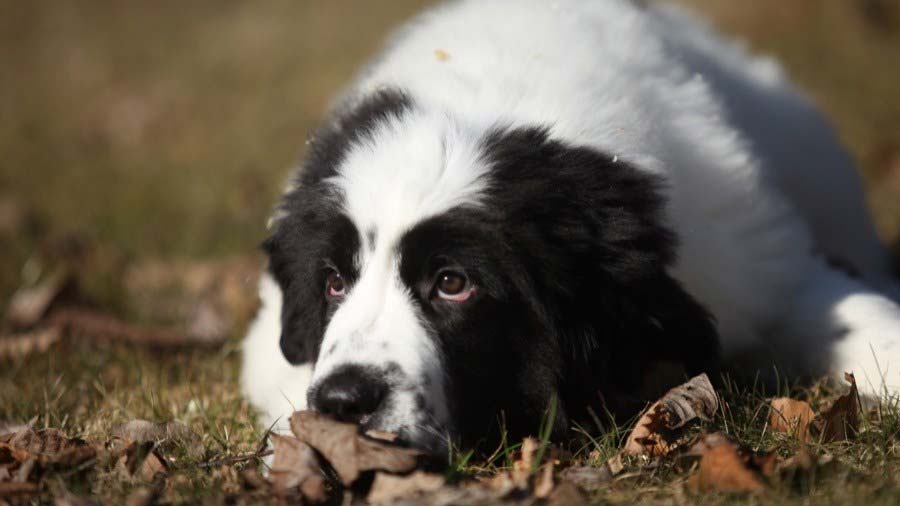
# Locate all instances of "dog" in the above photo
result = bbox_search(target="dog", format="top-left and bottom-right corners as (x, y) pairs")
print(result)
(241, 0), (900, 454)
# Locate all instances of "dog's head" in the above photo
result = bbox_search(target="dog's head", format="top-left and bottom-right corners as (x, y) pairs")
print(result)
(263, 89), (718, 454)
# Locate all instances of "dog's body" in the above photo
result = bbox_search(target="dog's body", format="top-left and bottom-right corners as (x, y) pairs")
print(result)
(242, 0), (900, 453)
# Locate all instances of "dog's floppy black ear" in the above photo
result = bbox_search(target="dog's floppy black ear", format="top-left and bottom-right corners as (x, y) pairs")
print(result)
(481, 125), (720, 416)
(262, 232), (324, 365)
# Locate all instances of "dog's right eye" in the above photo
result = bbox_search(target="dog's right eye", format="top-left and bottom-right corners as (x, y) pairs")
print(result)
(325, 270), (346, 298)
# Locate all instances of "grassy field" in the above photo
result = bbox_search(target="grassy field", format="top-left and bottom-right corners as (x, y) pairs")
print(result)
(2, 1), (900, 504)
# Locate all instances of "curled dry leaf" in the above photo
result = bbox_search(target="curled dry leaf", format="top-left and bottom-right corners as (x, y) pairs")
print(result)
(769, 398), (815, 442)
(816, 372), (861, 443)
(289, 411), (423, 486)
(624, 373), (718, 457)
(367, 471), (445, 504)
(118, 441), (167, 481)
(6, 428), (97, 468)
(688, 444), (766, 493)
(268, 434), (327, 503)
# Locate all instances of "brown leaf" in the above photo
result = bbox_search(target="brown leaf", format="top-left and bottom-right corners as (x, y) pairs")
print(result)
(0, 421), (28, 441)
(7, 428), (96, 469)
(121, 441), (168, 481)
(268, 434), (327, 502)
(290, 411), (422, 486)
(113, 420), (204, 460)
(0, 327), (62, 360)
(367, 471), (445, 504)
(769, 398), (815, 442)
(816, 372), (861, 442)
(687, 441), (766, 494)
(624, 373), (718, 457)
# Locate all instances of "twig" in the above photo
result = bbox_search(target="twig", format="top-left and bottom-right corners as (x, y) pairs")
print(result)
(48, 308), (225, 349)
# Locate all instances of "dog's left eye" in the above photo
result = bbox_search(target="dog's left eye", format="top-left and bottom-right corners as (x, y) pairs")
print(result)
(325, 270), (346, 298)
(435, 271), (475, 302)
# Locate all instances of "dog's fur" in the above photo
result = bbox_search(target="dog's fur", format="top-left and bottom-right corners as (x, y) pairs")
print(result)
(241, 0), (900, 453)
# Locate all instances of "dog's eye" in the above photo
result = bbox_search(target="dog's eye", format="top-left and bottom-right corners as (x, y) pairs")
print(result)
(435, 271), (474, 302)
(325, 270), (346, 298)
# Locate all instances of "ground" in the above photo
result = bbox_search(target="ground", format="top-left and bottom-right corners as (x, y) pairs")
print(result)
(1, 1), (900, 504)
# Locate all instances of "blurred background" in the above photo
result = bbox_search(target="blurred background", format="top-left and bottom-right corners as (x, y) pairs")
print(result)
(1, 0), (899, 319)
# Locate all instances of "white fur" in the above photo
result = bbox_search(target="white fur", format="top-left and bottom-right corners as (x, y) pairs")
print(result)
(243, 0), (900, 431)
(240, 274), (311, 433)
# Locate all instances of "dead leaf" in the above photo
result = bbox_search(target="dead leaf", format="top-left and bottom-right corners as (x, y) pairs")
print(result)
(268, 434), (327, 502)
(0, 421), (28, 440)
(434, 49), (451, 61)
(769, 398), (815, 442)
(113, 420), (204, 460)
(816, 372), (860, 442)
(687, 440), (767, 494)
(290, 411), (423, 486)
(0, 327), (61, 360)
(367, 471), (445, 504)
(5, 270), (77, 330)
(7, 428), (96, 469)
(121, 441), (168, 481)
(624, 373), (718, 457)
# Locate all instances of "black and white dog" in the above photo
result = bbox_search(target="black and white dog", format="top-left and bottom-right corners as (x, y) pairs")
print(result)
(242, 0), (900, 454)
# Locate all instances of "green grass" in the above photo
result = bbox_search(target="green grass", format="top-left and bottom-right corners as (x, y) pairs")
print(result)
(2, 1), (900, 504)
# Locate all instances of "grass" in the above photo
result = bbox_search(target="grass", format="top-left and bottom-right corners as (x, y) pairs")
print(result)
(2, 1), (900, 504)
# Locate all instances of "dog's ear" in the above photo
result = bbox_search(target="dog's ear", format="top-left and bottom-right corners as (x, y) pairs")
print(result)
(262, 231), (325, 365)
(482, 126), (720, 412)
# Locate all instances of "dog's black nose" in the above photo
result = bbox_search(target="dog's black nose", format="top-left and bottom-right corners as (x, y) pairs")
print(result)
(310, 365), (387, 424)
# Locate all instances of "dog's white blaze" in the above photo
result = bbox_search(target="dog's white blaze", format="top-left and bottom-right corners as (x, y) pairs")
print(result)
(309, 110), (490, 434)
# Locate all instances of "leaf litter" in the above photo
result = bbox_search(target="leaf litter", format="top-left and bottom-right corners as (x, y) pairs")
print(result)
(0, 367), (867, 504)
